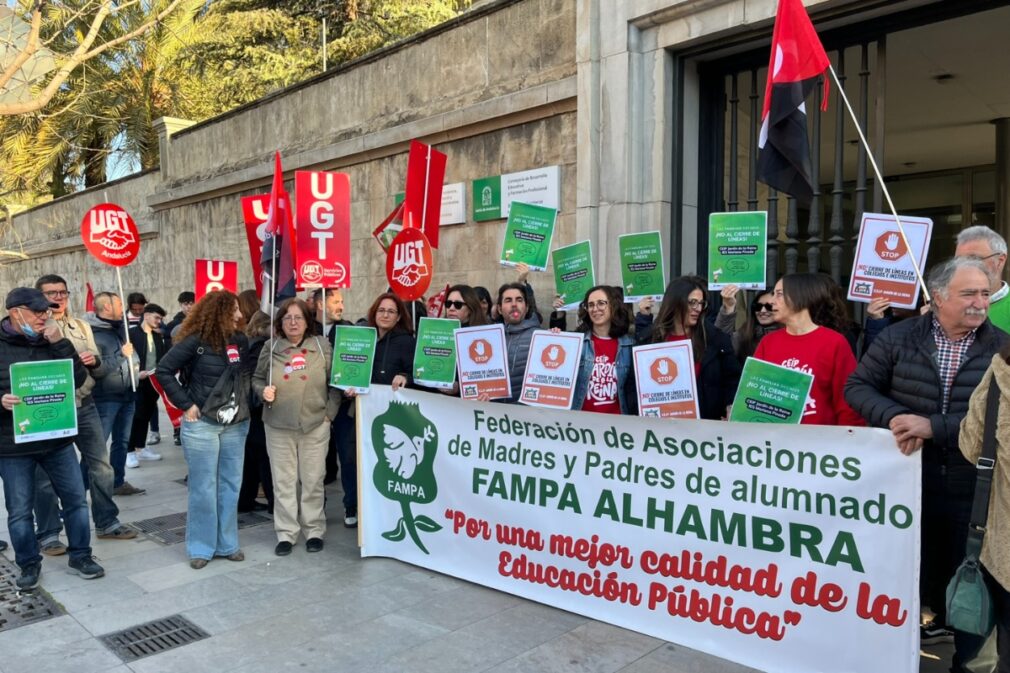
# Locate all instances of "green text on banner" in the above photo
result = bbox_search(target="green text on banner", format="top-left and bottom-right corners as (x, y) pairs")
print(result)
(552, 241), (595, 310)
(359, 387), (920, 673)
(708, 211), (768, 290)
(632, 341), (699, 418)
(454, 324), (510, 400)
(847, 212), (933, 310)
(619, 231), (666, 302)
(500, 202), (557, 271)
(519, 330), (583, 409)
(413, 318), (461, 390)
(11, 359), (78, 444)
(730, 357), (814, 424)
(330, 326), (377, 393)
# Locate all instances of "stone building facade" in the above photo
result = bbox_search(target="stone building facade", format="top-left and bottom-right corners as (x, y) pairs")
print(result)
(3, 0), (1007, 317)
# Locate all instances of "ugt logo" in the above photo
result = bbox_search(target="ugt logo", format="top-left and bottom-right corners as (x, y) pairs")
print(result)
(874, 231), (907, 262)
(88, 208), (136, 251)
(391, 238), (428, 288)
(371, 401), (441, 554)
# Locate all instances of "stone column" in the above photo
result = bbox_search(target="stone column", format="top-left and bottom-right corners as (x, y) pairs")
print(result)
(153, 117), (196, 182)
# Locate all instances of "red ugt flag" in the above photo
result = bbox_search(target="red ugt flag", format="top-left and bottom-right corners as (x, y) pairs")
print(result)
(757, 0), (830, 204)
(259, 152), (297, 311)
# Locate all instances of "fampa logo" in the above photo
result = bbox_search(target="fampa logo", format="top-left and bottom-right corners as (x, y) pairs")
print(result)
(469, 339), (492, 364)
(540, 344), (565, 370)
(371, 401), (441, 554)
(650, 357), (677, 385)
(874, 231), (907, 262)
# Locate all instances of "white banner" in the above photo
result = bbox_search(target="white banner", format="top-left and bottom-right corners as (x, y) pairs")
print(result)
(359, 387), (921, 673)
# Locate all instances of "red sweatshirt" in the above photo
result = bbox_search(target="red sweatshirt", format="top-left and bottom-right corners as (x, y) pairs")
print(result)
(753, 326), (866, 427)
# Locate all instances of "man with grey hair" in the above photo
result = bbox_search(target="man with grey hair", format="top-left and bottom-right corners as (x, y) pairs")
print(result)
(956, 224), (1010, 333)
(846, 256), (1006, 666)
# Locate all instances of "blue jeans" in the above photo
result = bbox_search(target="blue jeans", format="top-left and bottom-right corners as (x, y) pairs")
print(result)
(0, 443), (92, 568)
(95, 398), (135, 488)
(35, 398), (121, 540)
(181, 417), (249, 560)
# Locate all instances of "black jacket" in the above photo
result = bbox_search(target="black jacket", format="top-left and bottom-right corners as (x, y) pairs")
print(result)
(0, 321), (87, 457)
(372, 328), (415, 386)
(86, 315), (138, 401)
(845, 314), (1007, 463)
(156, 333), (251, 414)
(637, 317), (741, 420)
(129, 325), (167, 371)
(163, 312), (186, 344)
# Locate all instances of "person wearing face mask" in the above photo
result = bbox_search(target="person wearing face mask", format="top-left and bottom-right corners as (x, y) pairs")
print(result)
(714, 284), (782, 362)
(571, 285), (637, 415)
(637, 276), (740, 420)
(85, 293), (142, 496)
(0, 288), (104, 590)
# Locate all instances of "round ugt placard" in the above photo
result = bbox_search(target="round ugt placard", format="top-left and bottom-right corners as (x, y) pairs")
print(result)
(386, 227), (433, 302)
(80, 203), (141, 267)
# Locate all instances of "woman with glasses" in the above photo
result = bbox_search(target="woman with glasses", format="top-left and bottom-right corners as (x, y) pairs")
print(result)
(571, 285), (636, 414)
(253, 298), (337, 556)
(640, 275), (740, 420)
(714, 285), (782, 362)
(363, 293), (414, 390)
(753, 273), (864, 426)
(444, 285), (488, 328)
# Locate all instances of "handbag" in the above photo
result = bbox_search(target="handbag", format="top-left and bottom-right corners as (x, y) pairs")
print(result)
(945, 378), (1000, 636)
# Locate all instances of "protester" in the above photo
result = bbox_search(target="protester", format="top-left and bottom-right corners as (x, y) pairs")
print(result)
(32, 275), (136, 555)
(0, 288), (104, 589)
(960, 345), (1010, 672)
(754, 273), (863, 426)
(238, 289), (260, 325)
(714, 284), (781, 361)
(156, 291), (251, 570)
(253, 298), (338, 555)
(87, 292), (143, 496)
(473, 286), (493, 322)
(163, 291), (195, 344)
(571, 285), (636, 414)
(364, 292), (415, 389)
(497, 282), (540, 403)
(846, 257), (1006, 666)
(956, 225), (1010, 333)
(238, 311), (273, 514)
(125, 292), (147, 328)
(126, 304), (167, 468)
(312, 286), (348, 342)
(445, 285), (489, 328)
(637, 276), (739, 420)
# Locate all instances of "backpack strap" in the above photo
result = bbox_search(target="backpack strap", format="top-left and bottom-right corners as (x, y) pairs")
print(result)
(965, 378), (1001, 560)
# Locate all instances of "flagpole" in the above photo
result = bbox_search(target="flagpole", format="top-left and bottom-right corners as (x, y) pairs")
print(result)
(827, 64), (931, 304)
(268, 234), (277, 388)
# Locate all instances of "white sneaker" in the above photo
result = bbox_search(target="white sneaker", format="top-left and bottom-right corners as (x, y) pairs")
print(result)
(126, 453), (140, 469)
(138, 448), (162, 462)
(147, 431), (161, 445)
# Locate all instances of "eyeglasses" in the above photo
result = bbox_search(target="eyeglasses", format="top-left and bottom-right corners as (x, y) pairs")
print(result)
(282, 315), (306, 323)
(754, 302), (774, 312)
(445, 300), (466, 310)
(687, 299), (708, 309)
(42, 290), (69, 299)
(969, 252), (1003, 262)
(376, 308), (399, 316)
(585, 300), (610, 310)
(17, 307), (51, 318)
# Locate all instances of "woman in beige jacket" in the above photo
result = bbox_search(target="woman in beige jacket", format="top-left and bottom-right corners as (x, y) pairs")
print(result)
(253, 298), (339, 556)
(960, 349), (1010, 671)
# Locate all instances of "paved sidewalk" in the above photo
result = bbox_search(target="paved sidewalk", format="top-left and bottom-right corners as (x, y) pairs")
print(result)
(0, 421), (952, 673)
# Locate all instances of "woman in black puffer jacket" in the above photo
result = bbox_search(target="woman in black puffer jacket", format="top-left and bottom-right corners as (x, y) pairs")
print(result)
(367, 292), (415, 389)
(156, 291), (252, 570)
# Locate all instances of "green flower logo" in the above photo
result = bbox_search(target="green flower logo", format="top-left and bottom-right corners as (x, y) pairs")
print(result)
(371, 400), (442, 553)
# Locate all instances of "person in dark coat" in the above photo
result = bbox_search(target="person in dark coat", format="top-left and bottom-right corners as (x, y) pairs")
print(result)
(127, 303), (167, 466)
(237, 311), (273, 514)
(363, 292), (415, 389)
(637, 276), (740, 420)
(0, 288), (104, 590)
(845, 257), (1007, 670)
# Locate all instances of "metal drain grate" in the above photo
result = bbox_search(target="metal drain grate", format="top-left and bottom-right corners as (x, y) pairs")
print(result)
(100, 614), (209, 662)
(129, 511), (272, 545)
(0, 556), (63, 632)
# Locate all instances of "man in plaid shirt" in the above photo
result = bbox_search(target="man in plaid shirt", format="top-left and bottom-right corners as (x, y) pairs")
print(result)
(846, 257), (1007, 670)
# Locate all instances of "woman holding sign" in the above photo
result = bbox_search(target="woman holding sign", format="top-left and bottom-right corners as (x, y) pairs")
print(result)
(642, 276), (740, 420)
(571, 286), (636, 414)
(253, 299), (337, 556)
(156, 292), (252, 569)
(754, 273), (864, 426)
(363, 293), (415, 390)
(445, 285), (489, 328)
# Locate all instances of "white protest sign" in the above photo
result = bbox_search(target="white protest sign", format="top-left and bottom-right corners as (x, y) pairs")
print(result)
(848, 213), (932, 309)
(632, 341), (700, 419)
(519, 330), (583, 409)
(454, 324), (511, 401)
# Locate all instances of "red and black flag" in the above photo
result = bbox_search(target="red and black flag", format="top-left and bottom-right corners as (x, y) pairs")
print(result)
(757, 0), (830, 203)
(259, 151), (297, 313)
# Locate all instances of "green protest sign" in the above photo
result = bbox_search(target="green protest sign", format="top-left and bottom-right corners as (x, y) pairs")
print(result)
(619, 231), (666, 302)
(330, 326), (377, 393)
(473, 176), (502, 221)
(708, 211), (768, 289)
(413, 318), (460, 390)
(500, 201), (557, 271)
(552, 241), (595, 310)
(730, 357), (813, 424)
(10, 359), (77, 444)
